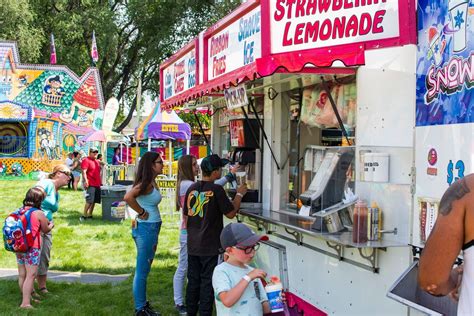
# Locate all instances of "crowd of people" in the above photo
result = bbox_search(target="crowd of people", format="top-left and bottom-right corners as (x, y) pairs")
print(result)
(7, 149), (471, 315)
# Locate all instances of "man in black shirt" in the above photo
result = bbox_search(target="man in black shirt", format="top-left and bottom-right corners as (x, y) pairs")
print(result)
(183, 154), (247, 316)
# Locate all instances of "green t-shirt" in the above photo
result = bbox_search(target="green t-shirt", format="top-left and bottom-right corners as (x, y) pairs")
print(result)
(36, 179), (59, 221)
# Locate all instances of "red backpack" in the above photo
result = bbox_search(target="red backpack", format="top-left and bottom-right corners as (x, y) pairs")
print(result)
(2, 207), (38, 253)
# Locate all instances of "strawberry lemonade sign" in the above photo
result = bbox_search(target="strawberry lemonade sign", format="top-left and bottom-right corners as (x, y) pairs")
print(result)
(268, 0), (401, 53)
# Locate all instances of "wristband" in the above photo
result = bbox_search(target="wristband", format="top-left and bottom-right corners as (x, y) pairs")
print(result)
(236, 192), (244, 198)
(242, 274), (251, 283)
(138, 208), (146, 216)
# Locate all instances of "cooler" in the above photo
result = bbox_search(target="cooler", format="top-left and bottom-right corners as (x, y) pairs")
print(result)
(101, 185), (129, 221)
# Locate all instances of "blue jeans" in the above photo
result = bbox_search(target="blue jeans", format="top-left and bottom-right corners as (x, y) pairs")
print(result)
(173, 230), (188, 306)
(132, 221), (162, 311)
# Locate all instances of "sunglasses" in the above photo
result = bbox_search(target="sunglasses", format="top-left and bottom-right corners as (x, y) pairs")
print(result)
(59, 170), (71, 177)
(155, 160), (164, 165)
(92, 151), (99, 154)
(233, 243), (260, 254)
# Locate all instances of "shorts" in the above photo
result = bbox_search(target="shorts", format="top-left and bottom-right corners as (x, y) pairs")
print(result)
(72, 170), (81, 178)
(38, 232), (52, 275)
(16, 247), (41, 266)
(86, 186), (101, 204)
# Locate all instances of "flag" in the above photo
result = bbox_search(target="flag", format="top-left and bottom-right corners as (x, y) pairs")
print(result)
(50, 33), (57, 64)
(91, 31), (99, 64)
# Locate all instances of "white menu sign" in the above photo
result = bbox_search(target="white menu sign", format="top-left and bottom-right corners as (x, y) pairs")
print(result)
(163, 48), (197, 100)
(208, 6), (261, 80)
(269, 0), (400, 54)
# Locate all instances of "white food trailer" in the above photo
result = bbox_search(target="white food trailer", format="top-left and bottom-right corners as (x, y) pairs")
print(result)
(160, 0), (473, 314)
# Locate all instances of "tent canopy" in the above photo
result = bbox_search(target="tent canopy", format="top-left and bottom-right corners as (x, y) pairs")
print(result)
(136, 102), (191, 141)
(79, 130), (129, 143)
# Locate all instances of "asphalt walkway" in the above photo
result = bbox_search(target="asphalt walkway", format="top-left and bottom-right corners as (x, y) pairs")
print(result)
(0, 268), (130, 285)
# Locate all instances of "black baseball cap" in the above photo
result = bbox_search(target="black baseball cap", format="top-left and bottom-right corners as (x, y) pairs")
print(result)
(220, 223), (268, 250)
(201, 154), (230, 173)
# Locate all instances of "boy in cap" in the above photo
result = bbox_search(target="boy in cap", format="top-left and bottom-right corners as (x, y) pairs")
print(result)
(212, 223), (270, 315)
(183, 154), (247, 316)
(80, 147), (101, 221)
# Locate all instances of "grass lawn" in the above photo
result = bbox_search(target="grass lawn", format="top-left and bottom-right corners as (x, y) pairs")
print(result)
(0, 180), (181, 315)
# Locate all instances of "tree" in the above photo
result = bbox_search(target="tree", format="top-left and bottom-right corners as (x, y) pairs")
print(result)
(0, 0), (44, 62)
(0, 0), (241, 131)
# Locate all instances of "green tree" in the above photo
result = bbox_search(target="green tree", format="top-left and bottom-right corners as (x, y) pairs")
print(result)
(0, 0), (241, 131)
(0, 0), (44, 62)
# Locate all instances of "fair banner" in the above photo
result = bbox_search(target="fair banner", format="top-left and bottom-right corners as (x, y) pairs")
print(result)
(207, 6), (261, 80)
(162, 48), (197, 100)
(416, 0), (473, 127)
(268, 0), (401, 54)
(224, 84), (249, 110)
(102, 97), (119, 132)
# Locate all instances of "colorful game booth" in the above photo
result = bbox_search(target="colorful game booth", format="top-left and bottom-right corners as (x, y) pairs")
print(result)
(0, 41), (106, 177)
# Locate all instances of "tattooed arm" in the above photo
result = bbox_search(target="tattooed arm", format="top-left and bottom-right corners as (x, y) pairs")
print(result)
(418, 176), (470, 296)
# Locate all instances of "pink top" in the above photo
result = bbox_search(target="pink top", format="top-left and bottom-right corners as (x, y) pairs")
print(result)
(30, 210), (42, 249)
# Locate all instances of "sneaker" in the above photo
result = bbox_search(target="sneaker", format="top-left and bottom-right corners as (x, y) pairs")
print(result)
(79, 216), (86, 222)
(175, 305), (187, 315)
(144, 301), (161, 316)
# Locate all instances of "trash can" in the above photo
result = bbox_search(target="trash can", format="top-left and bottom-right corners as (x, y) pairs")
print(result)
(101, 185), (129, 221)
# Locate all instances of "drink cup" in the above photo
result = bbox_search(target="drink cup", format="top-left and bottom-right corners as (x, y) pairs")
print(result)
(265, 282), (284, 313)
(236, 171), (246, 186)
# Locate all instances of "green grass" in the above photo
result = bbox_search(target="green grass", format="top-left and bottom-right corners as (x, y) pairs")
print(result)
(0, 180), (182, 315)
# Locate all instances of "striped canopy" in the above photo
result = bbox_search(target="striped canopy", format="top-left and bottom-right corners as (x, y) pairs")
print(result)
(135, 102), (191, 141)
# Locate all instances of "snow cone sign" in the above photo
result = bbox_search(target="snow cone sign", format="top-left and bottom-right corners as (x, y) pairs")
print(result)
(416, 0), (474, 126)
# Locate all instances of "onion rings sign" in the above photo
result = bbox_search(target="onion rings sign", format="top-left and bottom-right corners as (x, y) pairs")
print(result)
(269, 0), (400, 54)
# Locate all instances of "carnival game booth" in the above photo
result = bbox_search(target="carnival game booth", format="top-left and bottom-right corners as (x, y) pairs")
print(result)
(157, 0), (462, 314)
(0, 41), (105, 177)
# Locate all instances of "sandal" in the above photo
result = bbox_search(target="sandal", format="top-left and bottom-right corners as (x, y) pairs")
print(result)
(31, 298), (41, 304)
(31, 291), (42, 299)
(39, 287), (49, 294)
(19, 305), (34, 309)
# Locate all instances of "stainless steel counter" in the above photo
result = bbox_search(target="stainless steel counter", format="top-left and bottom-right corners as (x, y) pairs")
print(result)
(238, 209), (407, 249)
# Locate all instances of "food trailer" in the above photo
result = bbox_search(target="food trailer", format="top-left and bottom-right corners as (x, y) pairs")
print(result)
(160, 0), (473, 314)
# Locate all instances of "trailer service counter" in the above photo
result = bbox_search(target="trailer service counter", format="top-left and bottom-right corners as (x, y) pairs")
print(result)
(160, 0), (473, 314)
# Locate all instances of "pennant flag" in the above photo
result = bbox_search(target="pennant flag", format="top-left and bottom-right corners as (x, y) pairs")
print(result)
(50, 33), (57, 64)
(91, 31), (99, 64)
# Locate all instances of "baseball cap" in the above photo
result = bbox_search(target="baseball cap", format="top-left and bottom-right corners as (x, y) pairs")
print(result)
(201, 154), (230, 173)
(220, 223), (268, 250)
(89, 146), (99, 153)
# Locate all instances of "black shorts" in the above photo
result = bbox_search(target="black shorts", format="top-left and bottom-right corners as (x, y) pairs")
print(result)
(86, 186), (101, 204)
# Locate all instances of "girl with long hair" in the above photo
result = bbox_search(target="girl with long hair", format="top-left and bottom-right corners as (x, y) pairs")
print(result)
(124, 151), (164, 316)
(172, 154), (237, 314)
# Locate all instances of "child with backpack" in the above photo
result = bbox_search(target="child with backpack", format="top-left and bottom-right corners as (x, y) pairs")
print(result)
(3, 187), (54, 309)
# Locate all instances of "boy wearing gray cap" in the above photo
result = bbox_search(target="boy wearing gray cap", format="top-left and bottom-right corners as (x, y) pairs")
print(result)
(212, 223), (270, 315)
